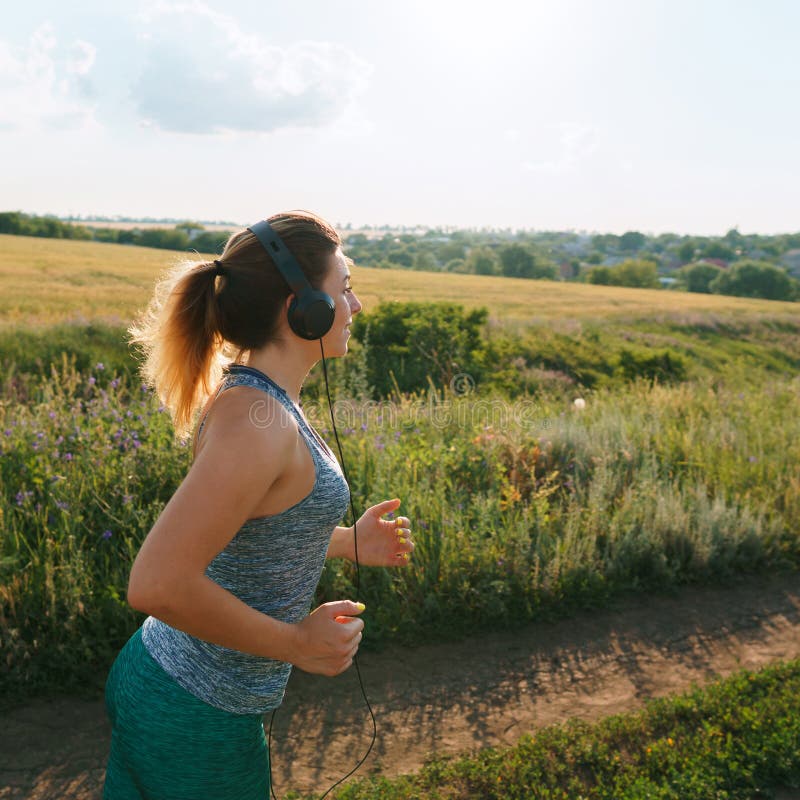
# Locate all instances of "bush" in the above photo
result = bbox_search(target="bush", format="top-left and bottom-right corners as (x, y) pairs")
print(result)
(710, 259), (799, 301)
(350, 302), (489, 397)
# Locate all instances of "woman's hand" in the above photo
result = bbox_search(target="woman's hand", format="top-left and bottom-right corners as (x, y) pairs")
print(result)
(290, 600), (365, 676)
(350, 497), (415, 568)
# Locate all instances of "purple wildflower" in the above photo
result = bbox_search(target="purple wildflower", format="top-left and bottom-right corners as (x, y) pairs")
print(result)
(102, 530), (113, 540)
(64, 453), (73, 461)
(748, 455), (757, 463)
(95, 362), (105, 371)
(88, 376), (96, 386)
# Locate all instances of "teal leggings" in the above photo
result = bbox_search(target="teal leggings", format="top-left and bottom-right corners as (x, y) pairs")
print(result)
(103, 627), (270, 799)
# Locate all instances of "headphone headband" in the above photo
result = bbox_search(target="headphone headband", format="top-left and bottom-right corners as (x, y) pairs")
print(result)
(246, 218), (336, 340)
(247, 220), (311, 297)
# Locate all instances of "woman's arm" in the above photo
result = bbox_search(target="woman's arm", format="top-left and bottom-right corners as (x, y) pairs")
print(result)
(326, 525), (355, 560)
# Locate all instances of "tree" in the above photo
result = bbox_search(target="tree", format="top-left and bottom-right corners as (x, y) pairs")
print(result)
(587, 266), (612, 285)
(499, 244), (534, 278)
(466, 247), (500, 275)
(710, 260), (798, 301)
(700, 241), (734, 261)
(412, 251), (438, 272)
(678, 240), (696, 264)
(614, 259), (660, 288)
(619, 231), (646, 252)
(680, 262), (723, 293)
(498, 244), (556, 279)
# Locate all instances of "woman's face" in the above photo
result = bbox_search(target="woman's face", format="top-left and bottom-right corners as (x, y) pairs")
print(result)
(319, 247), (362, 356)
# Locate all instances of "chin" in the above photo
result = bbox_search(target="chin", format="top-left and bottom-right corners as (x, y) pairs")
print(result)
(323, 337), (349, 357)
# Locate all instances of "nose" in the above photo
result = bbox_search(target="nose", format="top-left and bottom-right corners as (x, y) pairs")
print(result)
(349, 292), (362, 316)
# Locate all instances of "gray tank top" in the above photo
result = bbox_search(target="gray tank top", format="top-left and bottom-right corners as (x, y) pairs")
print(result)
(141, 363), (351, 714)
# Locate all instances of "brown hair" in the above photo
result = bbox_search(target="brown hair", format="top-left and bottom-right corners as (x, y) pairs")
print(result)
(128, 210), (340, 439)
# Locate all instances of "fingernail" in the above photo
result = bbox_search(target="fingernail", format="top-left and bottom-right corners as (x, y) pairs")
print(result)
(398, 536), (407, 544)
(356, 602), (366, 611)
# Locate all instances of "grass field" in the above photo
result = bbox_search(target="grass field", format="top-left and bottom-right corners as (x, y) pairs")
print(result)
(2, 233), (798, 329)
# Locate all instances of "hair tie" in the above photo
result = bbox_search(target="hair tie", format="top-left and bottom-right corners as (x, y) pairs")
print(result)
(213, 260), (226, 277)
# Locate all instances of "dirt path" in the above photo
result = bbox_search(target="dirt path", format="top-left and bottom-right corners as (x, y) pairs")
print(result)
(2, 570), (799, 800)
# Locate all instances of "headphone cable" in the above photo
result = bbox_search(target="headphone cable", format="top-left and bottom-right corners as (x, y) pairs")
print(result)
(268, 338), (377, 800)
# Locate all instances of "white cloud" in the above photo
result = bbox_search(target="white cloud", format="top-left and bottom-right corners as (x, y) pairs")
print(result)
(132, 1), (373, 135)
(0, 23), (98, 132)
(522, 122), (601, 174)
(66, 40), (97, 76)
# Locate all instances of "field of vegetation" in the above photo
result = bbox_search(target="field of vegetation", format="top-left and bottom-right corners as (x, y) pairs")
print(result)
(1, 235), (798, 795)
(296, 658), (800, 800)
(2, 233), (798, 329)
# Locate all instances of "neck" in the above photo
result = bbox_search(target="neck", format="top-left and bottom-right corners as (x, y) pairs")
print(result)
(241, 339), (319, 404)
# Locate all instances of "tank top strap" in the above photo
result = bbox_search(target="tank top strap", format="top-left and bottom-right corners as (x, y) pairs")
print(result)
(202, 363), (336, 462)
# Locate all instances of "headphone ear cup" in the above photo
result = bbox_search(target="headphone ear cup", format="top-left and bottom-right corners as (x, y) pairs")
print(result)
(288, 290), (336, 340)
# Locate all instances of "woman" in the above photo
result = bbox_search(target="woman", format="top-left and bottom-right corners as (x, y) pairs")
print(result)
(103, 210), (414, 799)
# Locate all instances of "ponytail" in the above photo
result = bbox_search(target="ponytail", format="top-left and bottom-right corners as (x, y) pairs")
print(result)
(128, 259), (231, 440)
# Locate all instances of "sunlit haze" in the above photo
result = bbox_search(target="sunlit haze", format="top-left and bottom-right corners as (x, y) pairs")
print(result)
(2, 0), (798, 235)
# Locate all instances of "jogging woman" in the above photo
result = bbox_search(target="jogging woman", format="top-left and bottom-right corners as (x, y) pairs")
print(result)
(102, 210), (414, 798)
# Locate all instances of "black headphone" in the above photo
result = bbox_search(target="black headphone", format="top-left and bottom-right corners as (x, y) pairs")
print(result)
(247, 219), (336, 340)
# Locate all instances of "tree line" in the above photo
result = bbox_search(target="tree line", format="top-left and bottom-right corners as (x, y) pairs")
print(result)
(2, 211), (798, 301)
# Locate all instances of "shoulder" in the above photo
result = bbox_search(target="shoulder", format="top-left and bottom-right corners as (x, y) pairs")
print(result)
(201, 383), (298, 467)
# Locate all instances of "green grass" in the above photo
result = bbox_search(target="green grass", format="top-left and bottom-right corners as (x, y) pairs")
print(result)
(2, 353), (798, 699)
(302, 658), (800, 799)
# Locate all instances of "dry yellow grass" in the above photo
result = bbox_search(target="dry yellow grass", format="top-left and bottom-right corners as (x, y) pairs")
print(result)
(1, 233), (796, 330)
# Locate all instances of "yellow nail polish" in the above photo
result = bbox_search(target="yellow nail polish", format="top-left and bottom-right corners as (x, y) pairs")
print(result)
(356, 602), (366, 611)
(398, 536), (407, 544)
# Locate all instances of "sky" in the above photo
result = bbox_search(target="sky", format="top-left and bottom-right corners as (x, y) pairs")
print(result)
(1, 0), (798, 235)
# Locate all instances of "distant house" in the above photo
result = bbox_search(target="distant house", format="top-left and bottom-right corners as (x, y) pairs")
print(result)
(700, 257), (728, 270)
(659, 276), (678, 288)
(559, 261), (578, 280)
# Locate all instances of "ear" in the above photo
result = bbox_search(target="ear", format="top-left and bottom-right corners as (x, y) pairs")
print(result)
(284, 294), (295, 312)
